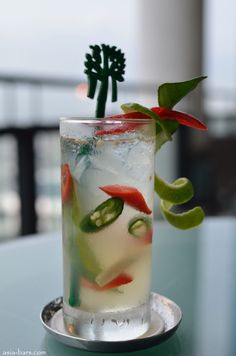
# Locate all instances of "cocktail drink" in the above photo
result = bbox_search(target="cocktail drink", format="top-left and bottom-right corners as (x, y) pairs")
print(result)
(59, 59), (208, 343)
(60, 117), (156, 341)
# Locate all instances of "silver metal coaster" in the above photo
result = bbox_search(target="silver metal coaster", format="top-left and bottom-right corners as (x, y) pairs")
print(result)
(40, 292), (182, 353)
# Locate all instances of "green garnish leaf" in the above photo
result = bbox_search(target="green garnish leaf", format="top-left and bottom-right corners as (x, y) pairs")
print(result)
(158, 76), (207, 109)
(120, 76), (207, 229)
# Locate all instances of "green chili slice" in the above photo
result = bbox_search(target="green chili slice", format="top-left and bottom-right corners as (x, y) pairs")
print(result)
(128, 216), (151, 238)
(80, 197), (124, 233)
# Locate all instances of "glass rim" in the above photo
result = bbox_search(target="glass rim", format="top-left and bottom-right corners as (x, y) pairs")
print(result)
(60, 116), (154, 125)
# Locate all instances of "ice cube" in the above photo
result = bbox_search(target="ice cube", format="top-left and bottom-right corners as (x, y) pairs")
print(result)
(72, 155), (90, 181)
(124, 141), (154, 182)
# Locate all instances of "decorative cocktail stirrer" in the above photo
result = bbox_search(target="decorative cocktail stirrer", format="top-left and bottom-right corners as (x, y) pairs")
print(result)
(84, 44), (126, 118)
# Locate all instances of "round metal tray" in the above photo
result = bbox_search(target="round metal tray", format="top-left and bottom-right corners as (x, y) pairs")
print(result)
(40, 292), (182, 353)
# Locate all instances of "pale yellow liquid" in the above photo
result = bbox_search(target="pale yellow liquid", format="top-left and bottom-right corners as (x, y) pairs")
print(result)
(61, 133), (155, 340)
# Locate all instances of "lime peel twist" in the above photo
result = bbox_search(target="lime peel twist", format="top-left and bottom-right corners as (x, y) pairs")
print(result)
(155, 175), (205, 229)
(160, 201), (205, 230)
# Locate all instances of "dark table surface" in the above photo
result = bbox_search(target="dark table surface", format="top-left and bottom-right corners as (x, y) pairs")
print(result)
(0, 217), (235, 356)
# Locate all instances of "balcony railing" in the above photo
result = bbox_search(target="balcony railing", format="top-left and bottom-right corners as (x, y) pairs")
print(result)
(0, 73), (235, 240)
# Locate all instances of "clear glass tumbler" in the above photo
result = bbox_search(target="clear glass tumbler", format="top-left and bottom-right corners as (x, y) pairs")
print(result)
(60, 117), (155, 341)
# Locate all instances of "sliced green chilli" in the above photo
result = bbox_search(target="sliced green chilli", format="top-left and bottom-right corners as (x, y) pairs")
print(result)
(80, 197), (124, 233)
(128, 216), (151, 238)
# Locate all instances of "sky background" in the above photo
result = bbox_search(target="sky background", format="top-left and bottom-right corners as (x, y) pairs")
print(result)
(0, 0), (235, 88)
(0, 0), (139, 80)
(204, 0), (236, 89)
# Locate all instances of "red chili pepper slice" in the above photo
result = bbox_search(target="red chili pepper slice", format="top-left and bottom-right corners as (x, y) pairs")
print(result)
(95, 107), (207, 136)
(95, 112), (144, 136)
(81, 273), (133, 291)
(61, 163), (72, 203)
(95, 123), (139, 136)
(151, 107), (208, 130)
(100, 185), (152, 215)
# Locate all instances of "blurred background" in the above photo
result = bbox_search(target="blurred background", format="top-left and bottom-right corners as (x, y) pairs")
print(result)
(0, 0), (235, 241)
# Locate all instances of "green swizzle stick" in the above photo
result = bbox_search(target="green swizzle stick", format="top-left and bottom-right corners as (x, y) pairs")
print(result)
(84, 44), (126, 118)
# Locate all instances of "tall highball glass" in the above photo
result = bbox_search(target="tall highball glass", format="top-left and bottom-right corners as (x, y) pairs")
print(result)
(60, 117), (155, 341)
